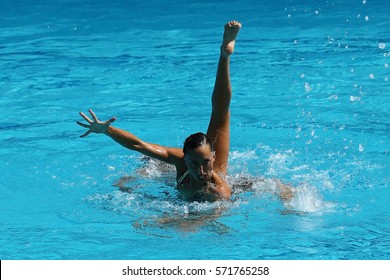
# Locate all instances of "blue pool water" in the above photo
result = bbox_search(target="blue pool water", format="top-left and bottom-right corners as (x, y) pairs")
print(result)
(1, 0), (389, 260)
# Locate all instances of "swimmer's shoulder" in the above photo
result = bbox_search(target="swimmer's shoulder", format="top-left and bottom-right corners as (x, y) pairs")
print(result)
(211, 172), (231, 200)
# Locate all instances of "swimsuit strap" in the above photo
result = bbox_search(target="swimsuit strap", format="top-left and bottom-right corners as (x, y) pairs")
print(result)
(177, 170), (189, 186)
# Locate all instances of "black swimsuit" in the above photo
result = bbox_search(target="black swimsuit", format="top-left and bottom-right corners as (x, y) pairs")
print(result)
(177, 170), (189, 187)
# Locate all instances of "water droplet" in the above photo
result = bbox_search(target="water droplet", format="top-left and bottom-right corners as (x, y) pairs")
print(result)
(305, 82), (313, 92)
(300, 74), (305, 78)
(365, 16), (369, 21)
(369, 73), (375, 79)
(378, 42), (386, 49)
(350, 96), (361, 102)
(362, 0), (367, 4)
(358, 144), (364, 152)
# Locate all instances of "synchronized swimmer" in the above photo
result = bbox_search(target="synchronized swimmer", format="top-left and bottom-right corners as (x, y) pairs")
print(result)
(78, 21), (293, 202)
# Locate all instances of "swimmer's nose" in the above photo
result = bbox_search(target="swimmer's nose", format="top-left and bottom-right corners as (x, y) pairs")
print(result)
(197, 166), (206, 175)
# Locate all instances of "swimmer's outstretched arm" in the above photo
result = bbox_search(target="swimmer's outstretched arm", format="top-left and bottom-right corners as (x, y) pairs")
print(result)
(77, 109), (183, 165)
(105, 126), (184, 164)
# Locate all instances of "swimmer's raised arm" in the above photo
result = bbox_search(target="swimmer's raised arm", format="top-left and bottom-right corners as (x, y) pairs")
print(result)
(77, 109), (183, 165)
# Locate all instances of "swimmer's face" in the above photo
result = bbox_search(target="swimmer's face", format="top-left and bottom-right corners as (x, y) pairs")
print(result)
(184, 144), (215, 184)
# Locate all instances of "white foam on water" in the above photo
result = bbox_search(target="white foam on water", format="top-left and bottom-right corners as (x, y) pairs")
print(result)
(228, 148), (337, 214)
(85, 189), (238, 218)
(285, 183), (335, 214)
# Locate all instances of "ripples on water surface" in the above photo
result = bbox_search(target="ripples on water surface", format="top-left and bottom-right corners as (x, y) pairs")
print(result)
(0, 0), (389, 259)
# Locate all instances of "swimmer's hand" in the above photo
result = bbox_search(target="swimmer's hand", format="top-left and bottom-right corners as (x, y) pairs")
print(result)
(77, 109), (116, 138)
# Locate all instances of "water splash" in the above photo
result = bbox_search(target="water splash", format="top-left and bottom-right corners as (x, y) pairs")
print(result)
(84, 147), (338, 224)
(285, 183), (335, 213)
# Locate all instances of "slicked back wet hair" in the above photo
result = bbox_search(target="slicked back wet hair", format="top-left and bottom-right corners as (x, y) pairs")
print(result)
(183, 132), (214, 155)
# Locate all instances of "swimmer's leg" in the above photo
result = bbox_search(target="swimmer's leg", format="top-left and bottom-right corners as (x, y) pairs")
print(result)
(113, 175), (137, 193)
(207, 21), (241, 175)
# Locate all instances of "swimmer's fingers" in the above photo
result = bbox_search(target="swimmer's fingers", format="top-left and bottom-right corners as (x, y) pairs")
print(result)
(88, 109), (99, 122)
(79, 130), (92, 138)
(106, 116), (117, 125)
(78, 110), (115, 137)
(76, 121), (89, 128)
(77, 115), (92, 137)
(79, 111), (93, 123)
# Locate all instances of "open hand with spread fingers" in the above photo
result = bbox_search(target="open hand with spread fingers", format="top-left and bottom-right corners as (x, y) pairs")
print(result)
(77, 109), (117, 138)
